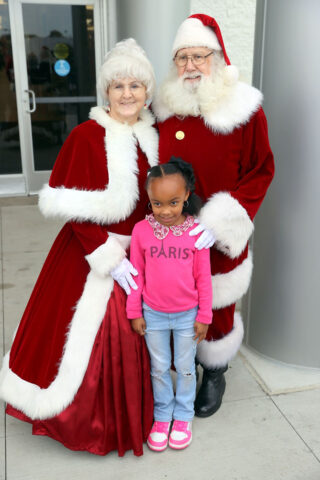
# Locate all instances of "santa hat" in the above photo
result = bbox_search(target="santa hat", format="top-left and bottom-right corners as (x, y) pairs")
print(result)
(172, 14), (239, 85)
(97, 38), (156, 100)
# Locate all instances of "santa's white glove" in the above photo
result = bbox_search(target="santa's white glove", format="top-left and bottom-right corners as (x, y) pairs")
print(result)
(189, 219), (216, 249)
(110, 258), (138, 295)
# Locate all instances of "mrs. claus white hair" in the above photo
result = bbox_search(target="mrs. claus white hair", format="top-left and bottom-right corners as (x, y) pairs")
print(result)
(97, 38), (156, 100)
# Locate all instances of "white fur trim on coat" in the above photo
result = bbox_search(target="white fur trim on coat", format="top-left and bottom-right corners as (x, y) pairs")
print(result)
(90, 107), (158, 169)
(199, 192), (254, 259)
(212, 251), (253, 309)
(196, 312), (244, 368)
(202, 82), (262, 134)
(38, 107), (158, 224)
(0, 272), (115, 420)
(85, 236), (126, 277)
(154, 80), (262, 134)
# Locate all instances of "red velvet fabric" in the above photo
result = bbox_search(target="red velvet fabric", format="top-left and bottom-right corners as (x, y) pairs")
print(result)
(208, 304), (236, 339)
(8, 284), (153, 457)
(9, 224), (88, 387)
(158, 109), (274, 226)
(158, 108), (275, 340)
(49, 120), (150, 237)
(5, 117), (155, 456)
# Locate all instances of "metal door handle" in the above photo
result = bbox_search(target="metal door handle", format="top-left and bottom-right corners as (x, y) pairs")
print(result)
(25, 89), (36, 113)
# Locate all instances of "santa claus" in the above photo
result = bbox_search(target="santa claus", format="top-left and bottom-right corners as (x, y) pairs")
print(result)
(153, 14), (274, 417)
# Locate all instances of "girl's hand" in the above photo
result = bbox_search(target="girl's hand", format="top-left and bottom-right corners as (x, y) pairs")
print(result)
(131, 317), (146, 336)
(193, 321), (208, 344)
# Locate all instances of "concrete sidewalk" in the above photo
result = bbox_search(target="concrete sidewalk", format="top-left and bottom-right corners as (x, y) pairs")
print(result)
(1, 198), (320, 480)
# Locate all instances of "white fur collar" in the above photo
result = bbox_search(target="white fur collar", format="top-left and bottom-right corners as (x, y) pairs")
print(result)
(153, 79), (263, 134)
(89, 106), (158, 167)
(39, 107), (158, 224)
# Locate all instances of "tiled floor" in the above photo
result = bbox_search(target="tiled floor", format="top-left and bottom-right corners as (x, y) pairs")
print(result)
(0, 199), (320, 480)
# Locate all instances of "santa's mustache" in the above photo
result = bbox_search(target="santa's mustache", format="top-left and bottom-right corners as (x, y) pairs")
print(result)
(181, 72), (203, 80)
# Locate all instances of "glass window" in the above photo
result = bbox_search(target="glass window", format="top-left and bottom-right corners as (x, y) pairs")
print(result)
(22, 4), (96, 171)
(0, 0), (22, 174)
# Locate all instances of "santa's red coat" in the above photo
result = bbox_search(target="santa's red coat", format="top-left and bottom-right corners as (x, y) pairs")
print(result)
(0, 107), (159, 456)
(155, 81), (274, 368)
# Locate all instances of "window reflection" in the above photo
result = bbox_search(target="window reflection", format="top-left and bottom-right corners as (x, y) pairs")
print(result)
(23, 5), (96, 98)
(22, 4), (96, 171)
(0, 0), (22, 174)
(33, 102), (95, 171)
(0, 3), (97, 176)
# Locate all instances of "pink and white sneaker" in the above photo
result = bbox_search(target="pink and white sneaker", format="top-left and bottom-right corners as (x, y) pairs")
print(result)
(168, 420), (192, 450)
(147, 421), (171, 452)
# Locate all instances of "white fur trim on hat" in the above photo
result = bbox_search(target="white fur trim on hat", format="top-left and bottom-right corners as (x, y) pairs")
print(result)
(98, 38), (155, 100)
(172, 17), (221, 57)
(223, 65), (239, 86)
(196, 312), (244, 368)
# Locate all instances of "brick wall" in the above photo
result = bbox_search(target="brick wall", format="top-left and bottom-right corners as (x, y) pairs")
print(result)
(190, 0), (256, 84)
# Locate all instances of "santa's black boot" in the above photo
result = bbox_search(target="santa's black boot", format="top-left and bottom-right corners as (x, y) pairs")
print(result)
(195, 358), (200, 383)
(194, 364), (228, 417)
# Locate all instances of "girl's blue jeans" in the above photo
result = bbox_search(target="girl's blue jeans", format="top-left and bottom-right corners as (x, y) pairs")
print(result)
(143, 303), (197, 422)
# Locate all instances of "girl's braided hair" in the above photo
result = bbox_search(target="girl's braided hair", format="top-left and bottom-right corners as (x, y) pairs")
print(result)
(145, 156), (202, 216)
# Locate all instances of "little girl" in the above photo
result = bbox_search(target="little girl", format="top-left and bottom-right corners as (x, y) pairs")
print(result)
(126, 157), (212, 452)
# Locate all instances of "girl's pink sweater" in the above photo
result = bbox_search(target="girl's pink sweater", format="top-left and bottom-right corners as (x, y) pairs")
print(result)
(126, 217), (213, 324)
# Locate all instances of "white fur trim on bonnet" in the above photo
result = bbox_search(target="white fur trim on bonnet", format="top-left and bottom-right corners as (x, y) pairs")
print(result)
(97, 38), (156, 100)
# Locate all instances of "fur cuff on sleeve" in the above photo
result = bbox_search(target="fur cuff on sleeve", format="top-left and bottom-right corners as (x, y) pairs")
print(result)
(199, 192), (254, 259)
(85, 236), (126, 277)
(196, 312), (244, 368)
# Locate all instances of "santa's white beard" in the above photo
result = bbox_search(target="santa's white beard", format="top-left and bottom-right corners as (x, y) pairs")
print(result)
(154, 68), (201, 117)
(154, 64), (235, 118)
(181, 72), (203, 93)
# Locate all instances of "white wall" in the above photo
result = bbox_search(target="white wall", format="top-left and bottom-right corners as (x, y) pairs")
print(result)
(190, 0), (256, 84)
(111, 1), (256, 85)
(246, 0), (320, 367)
(115, 0), (190, 84)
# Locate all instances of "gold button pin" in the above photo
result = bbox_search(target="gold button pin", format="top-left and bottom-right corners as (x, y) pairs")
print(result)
(175, 130), (185, 140)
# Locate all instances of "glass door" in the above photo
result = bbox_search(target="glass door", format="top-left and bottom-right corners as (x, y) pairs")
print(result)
(0, 0), (25, 194)
(8, 0), (104, 193)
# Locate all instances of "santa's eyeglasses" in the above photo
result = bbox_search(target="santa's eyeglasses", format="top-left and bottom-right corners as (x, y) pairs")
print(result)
(174, 51), (214, 67)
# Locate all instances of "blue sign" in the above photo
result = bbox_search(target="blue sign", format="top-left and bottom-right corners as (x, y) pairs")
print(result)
(54, 60), (70, 77)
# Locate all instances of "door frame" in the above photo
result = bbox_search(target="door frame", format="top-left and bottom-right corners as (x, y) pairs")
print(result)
(4, 0), (108, 195)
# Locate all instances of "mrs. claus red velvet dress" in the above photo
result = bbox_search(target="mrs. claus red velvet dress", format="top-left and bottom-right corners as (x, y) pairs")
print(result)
(0, 107), (159, 456)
